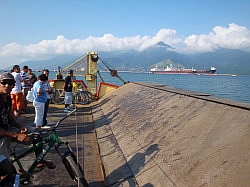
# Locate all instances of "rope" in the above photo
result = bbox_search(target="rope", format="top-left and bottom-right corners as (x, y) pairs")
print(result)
(98, 57), (128, 85)
(97, 71), (105, 82)
(74, 105), (79, 161)
(73, 105), (82, 187)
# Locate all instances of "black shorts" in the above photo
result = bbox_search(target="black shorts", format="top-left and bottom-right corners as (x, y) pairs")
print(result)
(0, 156), (16, 176)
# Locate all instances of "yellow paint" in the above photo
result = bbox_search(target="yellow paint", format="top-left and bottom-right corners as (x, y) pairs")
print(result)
(97, 82), (119, 99)
(87, 52), (98, 95)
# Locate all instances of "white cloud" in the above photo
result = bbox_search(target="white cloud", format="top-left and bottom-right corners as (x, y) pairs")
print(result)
(0, 23), (250, 68)
(183, 23), (250, 53)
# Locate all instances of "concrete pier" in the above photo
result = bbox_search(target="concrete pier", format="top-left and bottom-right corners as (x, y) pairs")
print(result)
(92, 82), (250, 187)
(15, 82), (250, 187)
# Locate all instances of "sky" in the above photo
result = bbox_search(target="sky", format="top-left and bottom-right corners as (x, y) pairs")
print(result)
(0, 0), (250, 69)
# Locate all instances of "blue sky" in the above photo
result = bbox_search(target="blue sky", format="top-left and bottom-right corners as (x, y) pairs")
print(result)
(0, 0), (250, 68)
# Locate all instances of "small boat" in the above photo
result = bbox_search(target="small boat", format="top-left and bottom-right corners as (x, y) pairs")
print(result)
(150, 65), (216, 75)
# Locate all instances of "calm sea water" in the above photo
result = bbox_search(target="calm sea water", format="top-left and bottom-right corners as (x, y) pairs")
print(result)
(2, 70), (250, 104)
(97, 72), (250, 104)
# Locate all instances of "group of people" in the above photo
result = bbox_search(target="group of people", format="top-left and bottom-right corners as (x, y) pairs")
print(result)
(0, 67), (76, 183)
(32, 69), (75, 130)
(10, 65), (34, 117)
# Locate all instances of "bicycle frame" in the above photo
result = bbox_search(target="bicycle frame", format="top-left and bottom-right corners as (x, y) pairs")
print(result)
(10, 109), (77, 178)
(11, 133), (62, 174)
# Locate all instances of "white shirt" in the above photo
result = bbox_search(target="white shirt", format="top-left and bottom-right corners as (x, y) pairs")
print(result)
(20, 70), (31, 89)
(43, 80), (51, 99)
(11, 72), (23, 93)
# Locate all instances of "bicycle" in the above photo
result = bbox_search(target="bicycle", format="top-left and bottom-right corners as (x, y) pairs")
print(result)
(10, 109), (88, 187)
(51, 88), (65, 104)
(73, 82), (93, 105)
(51, 89), (92, 105)
(74, 89), (92, 105)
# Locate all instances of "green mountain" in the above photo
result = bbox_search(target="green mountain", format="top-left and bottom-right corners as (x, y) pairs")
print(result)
(99, 42), (250, 75)
(17, 42), (250, 75)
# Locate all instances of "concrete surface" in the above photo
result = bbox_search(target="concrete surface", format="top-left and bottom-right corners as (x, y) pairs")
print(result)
(15, 104), (104, 187)
(91, 82), (250, 187)
(13, 82), (250, 187)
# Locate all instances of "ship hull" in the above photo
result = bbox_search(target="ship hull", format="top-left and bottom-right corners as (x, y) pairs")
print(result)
(151, 69), (216, 75)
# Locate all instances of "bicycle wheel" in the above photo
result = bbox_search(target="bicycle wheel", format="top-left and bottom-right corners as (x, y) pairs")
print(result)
(53, 89), (64, 104)
(75, 91), (90, 105)
(62, 153), (88, 187)
(84, 91), (93, 103)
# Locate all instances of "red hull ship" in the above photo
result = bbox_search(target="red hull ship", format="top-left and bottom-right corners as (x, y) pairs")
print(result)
(151, 65), (216, 75)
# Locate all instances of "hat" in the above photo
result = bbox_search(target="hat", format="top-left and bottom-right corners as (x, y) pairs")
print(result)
(0, 72), (15, 81)
(68, 69), (73, 74)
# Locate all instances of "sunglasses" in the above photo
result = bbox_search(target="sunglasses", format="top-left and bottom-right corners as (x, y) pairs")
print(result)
(0, 81), (16, 86)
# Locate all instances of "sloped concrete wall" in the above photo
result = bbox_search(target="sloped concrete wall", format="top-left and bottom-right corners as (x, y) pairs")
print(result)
(91, 82), (250, 187)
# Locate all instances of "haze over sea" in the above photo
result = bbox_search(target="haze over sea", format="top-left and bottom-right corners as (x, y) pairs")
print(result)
(1, 70), (249, 104)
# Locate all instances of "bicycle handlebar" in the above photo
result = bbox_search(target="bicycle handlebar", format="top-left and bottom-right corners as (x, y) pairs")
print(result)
(27, 108), (77, 136)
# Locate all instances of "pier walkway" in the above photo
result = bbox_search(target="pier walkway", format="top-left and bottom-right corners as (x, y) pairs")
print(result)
(15, 104), (104, 187)
(15, 82), (250, 187)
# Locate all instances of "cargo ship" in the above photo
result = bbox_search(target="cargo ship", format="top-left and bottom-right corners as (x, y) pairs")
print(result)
(150, 65), (216, 75)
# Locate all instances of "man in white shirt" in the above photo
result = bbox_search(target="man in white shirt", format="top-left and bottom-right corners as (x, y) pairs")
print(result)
(11, 65), (24, 117)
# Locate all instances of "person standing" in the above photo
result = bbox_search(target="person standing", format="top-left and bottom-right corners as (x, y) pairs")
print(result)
(32, 74), (56, 169)
(21, 66), (31, 111)
(32, 74), (47, 130)
(10, 65), (25, 117)
(42, 69), (53, 127)
(27, 68), (37, 88)
(63, 69), (74, 112)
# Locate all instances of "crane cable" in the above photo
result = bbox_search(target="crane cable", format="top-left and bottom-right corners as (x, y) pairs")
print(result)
(98, 57), (128, 85)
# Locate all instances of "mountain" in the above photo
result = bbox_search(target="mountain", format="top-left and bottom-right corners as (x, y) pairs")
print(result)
(16, 42), (250, 75)
(98, 42), (188, 72)
(186, 48), (250, 75)
(153, 41), (174, 49)
(17, 55), (81, 72)
(99, 43), (250, 75)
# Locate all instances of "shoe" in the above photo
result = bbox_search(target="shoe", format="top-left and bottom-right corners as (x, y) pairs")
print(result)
(42, 121), (47, 127)
(37, 160), (56, 169)
(64, 107), (73, 112)
(41, 125), (51, 130)
(69, 104), (76, 109)
(67, 106), (74, 111)
(64, 108), (70, 112)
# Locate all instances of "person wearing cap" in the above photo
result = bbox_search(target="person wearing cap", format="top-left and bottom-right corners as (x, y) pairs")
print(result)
(0, 71), (27, 183)
(10, 65), (25, 117)
(0, 72), (30, 158)
(63, 69), (74, 112)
